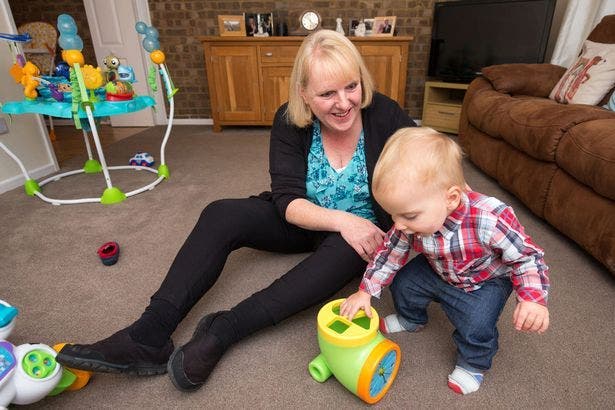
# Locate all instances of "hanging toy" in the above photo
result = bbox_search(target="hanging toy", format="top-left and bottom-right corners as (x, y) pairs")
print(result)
(135, 21), (178, 99)
(56, 14), (86, 128)
(102, 54), (120, 82)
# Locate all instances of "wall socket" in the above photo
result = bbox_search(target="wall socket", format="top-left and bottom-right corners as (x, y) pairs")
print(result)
(0, 117), (8, 135)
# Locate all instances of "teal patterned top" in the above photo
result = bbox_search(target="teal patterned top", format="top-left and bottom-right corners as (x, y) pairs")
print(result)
(306, 121), (377, 223)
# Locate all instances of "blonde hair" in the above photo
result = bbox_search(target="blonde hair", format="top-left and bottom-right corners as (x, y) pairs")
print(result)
(373, 127), (467, 197)
(286, 30), (374, 127)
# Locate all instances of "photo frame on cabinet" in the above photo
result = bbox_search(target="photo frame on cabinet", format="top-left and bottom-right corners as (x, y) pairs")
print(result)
(348, 19), (360, 36)
(373, 16), (396, 36)
(245, 13), (258, 36)
(246, 13), (274, 36)
(218, 15), (246, 36)
(363, 18), (375, 36)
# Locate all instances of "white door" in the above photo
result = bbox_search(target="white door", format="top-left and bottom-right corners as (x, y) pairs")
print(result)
(83, 0), (166, 126)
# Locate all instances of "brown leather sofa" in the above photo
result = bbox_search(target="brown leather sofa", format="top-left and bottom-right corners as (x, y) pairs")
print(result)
(458, 15), (615, 273)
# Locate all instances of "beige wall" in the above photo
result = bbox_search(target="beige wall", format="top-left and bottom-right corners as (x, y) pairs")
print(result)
(0, 0), (57, 194)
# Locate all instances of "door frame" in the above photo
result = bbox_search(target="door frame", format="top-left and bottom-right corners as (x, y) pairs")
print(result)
(83, 0), (167, 126)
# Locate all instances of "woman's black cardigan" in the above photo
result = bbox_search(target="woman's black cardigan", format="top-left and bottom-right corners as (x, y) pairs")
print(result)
(260, 92), (416, 231)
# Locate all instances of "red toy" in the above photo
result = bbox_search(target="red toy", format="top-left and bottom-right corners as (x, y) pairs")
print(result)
(97, 242), (119, 266)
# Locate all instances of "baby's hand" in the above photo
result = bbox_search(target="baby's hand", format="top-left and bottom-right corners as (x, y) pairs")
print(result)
(513, 300), (549, 333)
(340, 290), (372, 320)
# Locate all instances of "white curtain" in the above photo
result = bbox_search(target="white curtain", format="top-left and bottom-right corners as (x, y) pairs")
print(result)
(550, 0), (615, 67)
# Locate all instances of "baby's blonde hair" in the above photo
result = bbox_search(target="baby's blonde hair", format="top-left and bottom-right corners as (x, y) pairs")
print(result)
(286, 30), (374, 127)
(373, 127), (467, 198)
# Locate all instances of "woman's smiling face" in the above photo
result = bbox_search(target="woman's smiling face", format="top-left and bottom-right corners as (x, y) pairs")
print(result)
(301, 63), (363, 135)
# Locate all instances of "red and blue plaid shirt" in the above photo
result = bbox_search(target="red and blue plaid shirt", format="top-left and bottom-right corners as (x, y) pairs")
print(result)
(360, 191), (550, 305)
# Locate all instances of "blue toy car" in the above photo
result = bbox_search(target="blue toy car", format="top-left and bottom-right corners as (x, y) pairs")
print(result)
(129, 152), (155, 167)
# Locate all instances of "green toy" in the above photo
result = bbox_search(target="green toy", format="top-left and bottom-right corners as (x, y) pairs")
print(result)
(308, 299), (401, 404)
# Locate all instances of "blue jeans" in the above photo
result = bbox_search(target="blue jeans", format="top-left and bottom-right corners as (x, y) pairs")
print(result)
(390, 254), (512, 371)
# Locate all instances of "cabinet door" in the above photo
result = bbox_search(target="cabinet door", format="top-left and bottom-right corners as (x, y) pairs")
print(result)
(208, 46), (261, 122)
(261, 66), (293, 123)
(359, 45), (404, 105)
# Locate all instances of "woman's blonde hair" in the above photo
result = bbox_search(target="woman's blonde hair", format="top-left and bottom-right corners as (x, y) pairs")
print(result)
(286, 30), (374, 127)
(373, 127), (467, 197)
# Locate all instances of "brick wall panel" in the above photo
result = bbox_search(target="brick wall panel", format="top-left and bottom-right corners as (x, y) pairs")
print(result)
(8, 0), (457, 120)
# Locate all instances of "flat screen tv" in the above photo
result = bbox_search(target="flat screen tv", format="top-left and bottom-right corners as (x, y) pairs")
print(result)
(428, 0), (556, 83)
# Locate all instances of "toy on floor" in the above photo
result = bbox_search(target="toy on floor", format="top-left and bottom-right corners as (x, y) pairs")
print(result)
(129, 152), (155, 167)
(51, 343), (91, 392)
(308, 299), (401, 404)
(97, 241), (120, 266)
(0, 15), (177, 206)
(0, 300), (62, 407)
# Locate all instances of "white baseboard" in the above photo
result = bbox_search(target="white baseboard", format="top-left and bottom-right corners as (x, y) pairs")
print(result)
(0, 163), (58, 195)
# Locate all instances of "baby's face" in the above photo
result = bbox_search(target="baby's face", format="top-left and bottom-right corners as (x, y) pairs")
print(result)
(378, 183), (460, 236)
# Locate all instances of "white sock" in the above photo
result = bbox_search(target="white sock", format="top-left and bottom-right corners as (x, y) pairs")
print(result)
(379, 314), (424, 334)
(447, 365), (484, 394)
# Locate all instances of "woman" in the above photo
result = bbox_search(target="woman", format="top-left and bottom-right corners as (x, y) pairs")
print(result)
(57, 30), (416, 391)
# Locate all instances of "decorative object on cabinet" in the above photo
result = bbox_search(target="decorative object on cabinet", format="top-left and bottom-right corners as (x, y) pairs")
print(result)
(245, 14), (258, 37)
(199, 36), (413, 131)
(335, 18), (345, 35)
(218, 15), (246, 37)
(355, 21), (367, 37)
(373, 16), (396, 36)
(349, 19), (360, 36)
(291, 10), (322, 35)
(363, 19), (375, 36)
(300, 10), (321, 31)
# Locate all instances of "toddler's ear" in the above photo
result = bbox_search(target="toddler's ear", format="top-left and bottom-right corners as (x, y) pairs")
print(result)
(446, 185), (463, 211)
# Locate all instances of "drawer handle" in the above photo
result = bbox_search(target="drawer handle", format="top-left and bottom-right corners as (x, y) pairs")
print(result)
(437, 111), (455, 115)
(264, 52), (273, 57)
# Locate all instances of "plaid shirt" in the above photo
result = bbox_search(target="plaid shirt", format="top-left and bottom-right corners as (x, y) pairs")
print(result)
(360, 191), (550, 305)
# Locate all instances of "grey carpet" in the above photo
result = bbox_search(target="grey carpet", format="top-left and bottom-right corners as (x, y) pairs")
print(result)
(2, 125), (613, 409)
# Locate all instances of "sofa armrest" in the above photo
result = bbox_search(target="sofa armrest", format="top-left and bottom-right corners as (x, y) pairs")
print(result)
(481, 63), (567, 98)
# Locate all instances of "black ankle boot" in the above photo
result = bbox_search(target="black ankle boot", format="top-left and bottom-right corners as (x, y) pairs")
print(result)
(167, 311), (228, 392)
(56, 327), (174, 376)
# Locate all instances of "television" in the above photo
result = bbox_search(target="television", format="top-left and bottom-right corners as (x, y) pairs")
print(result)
(428, 0), (556, 83)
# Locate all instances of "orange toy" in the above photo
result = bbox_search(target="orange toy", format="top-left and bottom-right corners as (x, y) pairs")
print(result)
(12, 61), (41, 99)
(52, 343), (92, 391)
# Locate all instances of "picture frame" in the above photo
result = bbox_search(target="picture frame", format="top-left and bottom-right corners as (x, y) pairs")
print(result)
(373, 16), (396, 36)
(246, 12), (274, 37)
(348, 19), (360, 36)
(363, 18), (375, 36)
(245, 13), (258, 36)
(218, 15), (246, 36)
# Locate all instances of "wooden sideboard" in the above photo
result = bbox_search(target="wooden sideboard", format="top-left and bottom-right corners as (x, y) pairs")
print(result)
(198, 36), (413, 131)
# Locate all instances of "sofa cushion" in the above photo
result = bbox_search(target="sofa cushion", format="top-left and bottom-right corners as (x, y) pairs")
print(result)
(556, 119), (615, 200)
(466, 92), (615, 162)
(544, 169), (615, 272)
(549, 40), (615, 105)
(496, 145), (557, 218)
(459, 122), (505, 177)
(482, 64), (566, 98)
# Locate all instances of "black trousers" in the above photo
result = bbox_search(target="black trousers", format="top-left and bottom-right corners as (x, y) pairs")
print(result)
(147, 197), (367, 342)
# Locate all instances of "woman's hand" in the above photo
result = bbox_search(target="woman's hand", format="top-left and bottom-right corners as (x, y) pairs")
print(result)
(340, 290), (373, 320)
(337, 213), (386, 262)
(285, 199), (385, 261)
